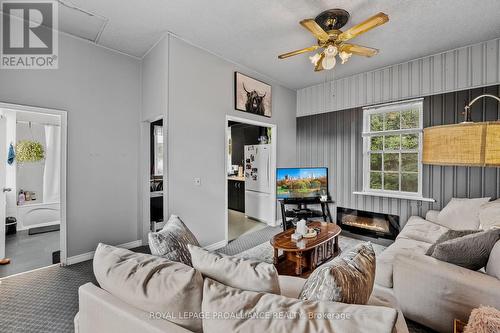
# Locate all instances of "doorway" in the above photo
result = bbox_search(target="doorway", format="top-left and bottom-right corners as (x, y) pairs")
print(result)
(139, 116), (166, 245)
(150, 119), (165, 231)
(225, 116), (277, 243)
(0, 103), (67, 277)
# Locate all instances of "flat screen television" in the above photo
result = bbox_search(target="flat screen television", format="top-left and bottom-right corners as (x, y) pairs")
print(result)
(276, 167), (328, 200)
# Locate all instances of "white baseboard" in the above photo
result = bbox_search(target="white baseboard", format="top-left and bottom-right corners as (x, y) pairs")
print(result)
(270, 219), (282, 227)
(204, 240), (227, 251)
(17, 221), (60, 231)
(66, 239), (143, 265)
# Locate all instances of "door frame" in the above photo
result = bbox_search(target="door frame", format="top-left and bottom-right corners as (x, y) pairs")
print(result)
(139, 115), (167, 244)
(0, 102), (68, 265)
(224, 115), (277, 244)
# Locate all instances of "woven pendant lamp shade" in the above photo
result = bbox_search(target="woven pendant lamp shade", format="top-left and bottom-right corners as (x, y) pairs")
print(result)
(485, 122), (500, 166)
(423, 121), (500, 167)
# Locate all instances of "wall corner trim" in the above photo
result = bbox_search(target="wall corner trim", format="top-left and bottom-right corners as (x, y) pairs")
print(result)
(66, 240), (143, 266)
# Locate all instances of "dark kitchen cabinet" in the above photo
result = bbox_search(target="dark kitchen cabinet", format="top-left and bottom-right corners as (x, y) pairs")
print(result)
(228, 180), (245, 212)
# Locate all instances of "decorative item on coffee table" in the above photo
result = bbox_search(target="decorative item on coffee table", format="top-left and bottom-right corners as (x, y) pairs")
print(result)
(270, 221), (341, 277)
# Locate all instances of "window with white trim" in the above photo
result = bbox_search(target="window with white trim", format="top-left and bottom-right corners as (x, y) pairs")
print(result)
(362, 99), (423, 197)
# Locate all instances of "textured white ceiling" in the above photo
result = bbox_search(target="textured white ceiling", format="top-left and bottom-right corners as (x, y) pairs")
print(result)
(58, 0), (500, 89)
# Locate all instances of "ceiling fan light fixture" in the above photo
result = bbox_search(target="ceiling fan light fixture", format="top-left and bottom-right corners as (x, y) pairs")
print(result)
(309, 53), (322, 66)
(322, 54), (336, 70)
(339, 51), (352, 64)
(278, 9), (389, 73)
(321, 45), (337, 70)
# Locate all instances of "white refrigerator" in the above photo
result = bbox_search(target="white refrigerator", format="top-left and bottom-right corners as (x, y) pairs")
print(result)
(244, 144), (273, 224)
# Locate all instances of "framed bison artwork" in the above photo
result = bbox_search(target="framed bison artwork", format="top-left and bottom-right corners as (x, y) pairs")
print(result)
(234, 72), (272, 117)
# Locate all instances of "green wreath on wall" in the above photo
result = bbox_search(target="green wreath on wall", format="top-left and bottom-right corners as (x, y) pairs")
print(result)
(16, 140), (45, 163)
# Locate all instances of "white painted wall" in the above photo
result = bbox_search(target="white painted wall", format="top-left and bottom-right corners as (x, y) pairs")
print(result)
(141, 34), (297, 247)
(0, 33), (141, 257)
(298, 38), (500, 117)
(167, 35), (296, 247)
(142, 36), (169, 122)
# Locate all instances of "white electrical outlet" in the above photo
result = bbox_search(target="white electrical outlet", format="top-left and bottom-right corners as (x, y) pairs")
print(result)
(194, 177), (201, 186)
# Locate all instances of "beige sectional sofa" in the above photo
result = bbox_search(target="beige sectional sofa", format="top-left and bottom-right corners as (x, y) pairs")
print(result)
(375, 210), (500, 333)
(75, 275), (409, 333)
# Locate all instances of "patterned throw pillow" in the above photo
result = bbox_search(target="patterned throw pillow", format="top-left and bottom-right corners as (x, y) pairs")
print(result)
(426, 229), (481, 256)
(299, 242), (376, 305)
(432, 229), (500, 270)
(148, 215), (200, 266)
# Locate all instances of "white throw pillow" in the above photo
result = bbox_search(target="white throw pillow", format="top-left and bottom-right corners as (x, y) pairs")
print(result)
(479, 199), (500, 230)
(188, 244), (280, 294)
(437, 197), (490, 230)
(201, 278), (398, 333)
(486, 241), (500, 280)
(93, 243), (204, 332)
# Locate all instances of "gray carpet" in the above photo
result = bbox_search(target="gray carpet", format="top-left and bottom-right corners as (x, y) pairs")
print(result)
(0, 229), (435, 333)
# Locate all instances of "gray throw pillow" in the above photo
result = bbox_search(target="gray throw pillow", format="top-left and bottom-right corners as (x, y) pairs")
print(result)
(426, 229), (481, 256)
(299, 242), (375, 305)
(432, 229), (500, 270)
(148, 215), (200, 266)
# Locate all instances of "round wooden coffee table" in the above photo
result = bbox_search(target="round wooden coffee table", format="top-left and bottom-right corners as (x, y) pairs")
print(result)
(270, 221), (341, 277)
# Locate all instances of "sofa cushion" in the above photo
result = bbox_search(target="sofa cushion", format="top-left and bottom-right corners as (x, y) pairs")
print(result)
(426, 229), (481, 256)
(201, 278), (398, 333)
(397, 216), (449, 244)
(375, 238), (431, 288)
(479, 199), (500, 230)
(188, 245), (280, 294)
(148, 215), (200, 266)
(486, 240), (500, 280)
(299, 242), (375, 304)
(437, 197), (490, 230)
(93, 243), (203, 333)
(431, 229), (500, 270)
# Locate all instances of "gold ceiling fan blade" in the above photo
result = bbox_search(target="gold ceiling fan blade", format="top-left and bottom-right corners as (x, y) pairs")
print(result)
(340, 44), (379, 57)
(300, 19), (330, 42)
(337, 12), (389, 42)
(278, 45), (320, 59)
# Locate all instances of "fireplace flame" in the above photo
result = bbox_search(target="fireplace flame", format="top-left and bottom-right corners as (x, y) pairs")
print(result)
(342, 215), (390, 233)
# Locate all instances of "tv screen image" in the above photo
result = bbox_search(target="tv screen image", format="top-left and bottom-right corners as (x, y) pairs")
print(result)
(276, 167), (328, 199)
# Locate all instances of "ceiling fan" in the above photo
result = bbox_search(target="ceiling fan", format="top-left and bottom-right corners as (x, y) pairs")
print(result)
(278, 9), (389, 72)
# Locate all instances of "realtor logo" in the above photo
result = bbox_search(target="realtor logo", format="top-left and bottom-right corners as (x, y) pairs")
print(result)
(1, 0), (58, 69)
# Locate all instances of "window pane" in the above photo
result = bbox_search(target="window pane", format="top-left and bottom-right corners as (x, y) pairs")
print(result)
(401, 173), (418, 192)
(402, 134), (419, 149)
(370, 172), (382, 190)
(370, 114), (383, 131)
(401, 109), (419, 129)
(384, 153), (399, 171)
(384, 135), (400, 150)
(384, 172), (399, 191)
(385, 112), (400, 130)
(370, 136), (383, 151)
(370, 153), (382, 171)
(401, 153), (418, 172)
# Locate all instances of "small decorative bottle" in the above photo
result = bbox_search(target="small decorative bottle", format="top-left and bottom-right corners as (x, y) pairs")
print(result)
(18, 189), (25, 205)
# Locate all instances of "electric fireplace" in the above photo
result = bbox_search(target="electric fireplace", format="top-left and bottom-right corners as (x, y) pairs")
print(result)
(337, 207), (399, 240)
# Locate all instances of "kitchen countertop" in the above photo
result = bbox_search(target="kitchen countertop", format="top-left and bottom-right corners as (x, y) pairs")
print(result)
(227, 176), (245, 182)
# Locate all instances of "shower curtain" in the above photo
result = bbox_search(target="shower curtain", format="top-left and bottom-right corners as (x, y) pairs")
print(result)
(43, 125), (61, 203)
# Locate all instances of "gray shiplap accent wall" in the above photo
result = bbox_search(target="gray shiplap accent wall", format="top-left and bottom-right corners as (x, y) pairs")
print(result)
(298, 38), (500, 117)
(297, 85), (500, 227)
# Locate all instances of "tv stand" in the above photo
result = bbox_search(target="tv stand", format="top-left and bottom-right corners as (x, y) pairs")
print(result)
(279, 198), (334, 231)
